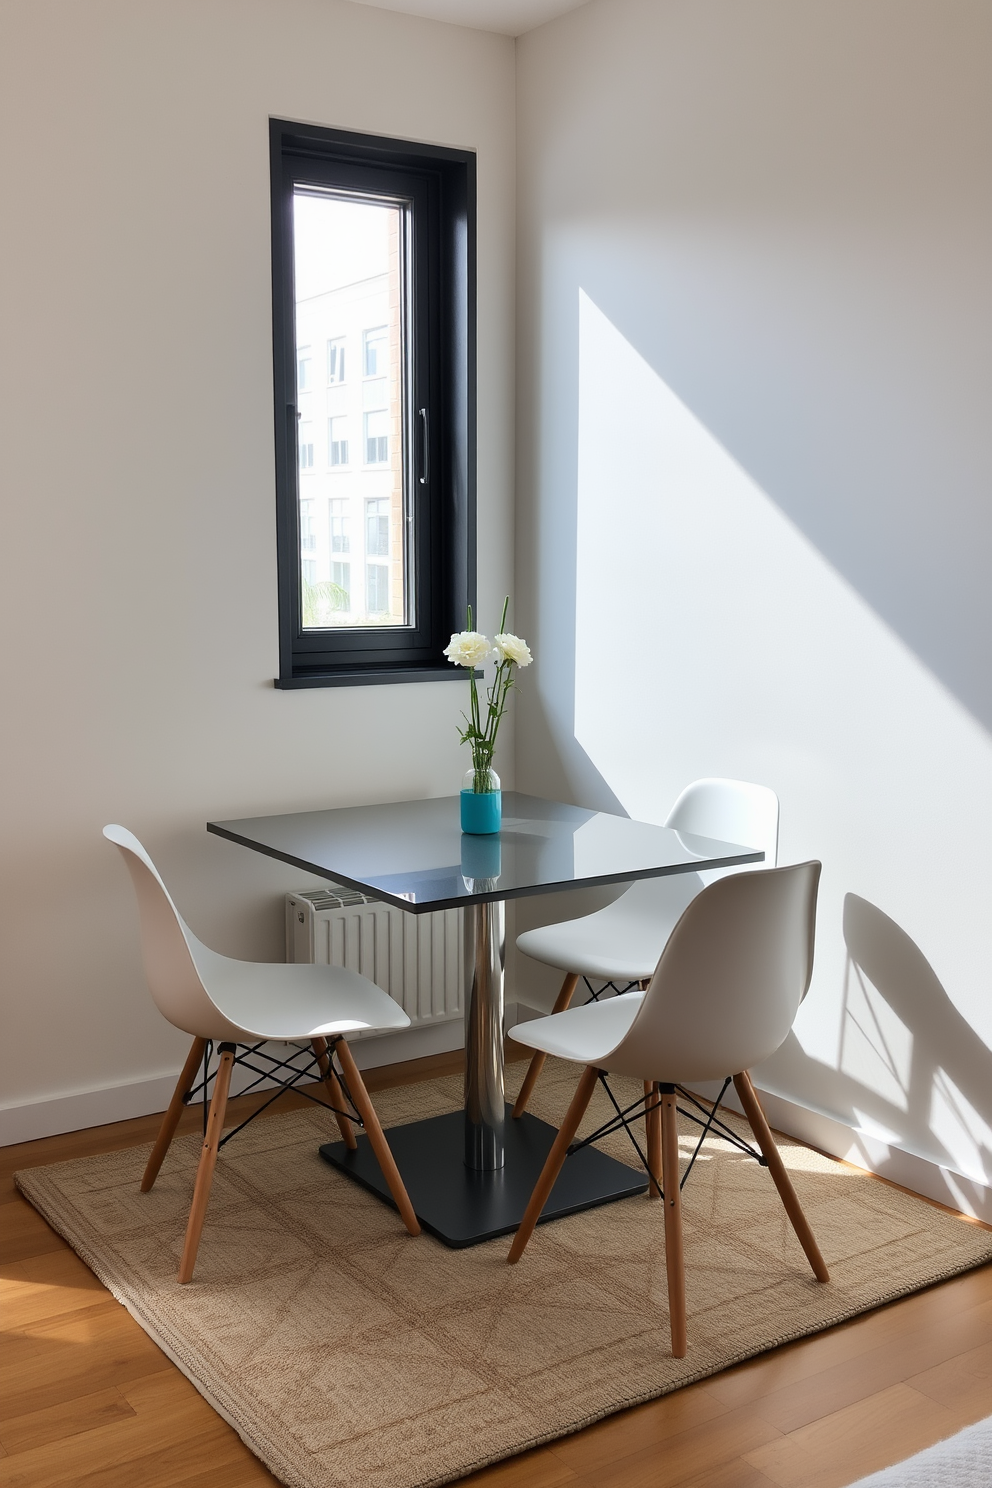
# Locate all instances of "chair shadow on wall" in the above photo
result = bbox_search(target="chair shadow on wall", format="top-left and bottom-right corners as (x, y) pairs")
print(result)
(774, 893), (992, 1213)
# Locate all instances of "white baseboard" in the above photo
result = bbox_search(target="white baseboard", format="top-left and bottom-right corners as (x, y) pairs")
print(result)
(694, 1078), (992, 1226)
(0, 1021), (467, 1148)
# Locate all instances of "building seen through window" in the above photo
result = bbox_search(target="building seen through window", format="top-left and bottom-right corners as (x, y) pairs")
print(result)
(294, 194), (404, 628)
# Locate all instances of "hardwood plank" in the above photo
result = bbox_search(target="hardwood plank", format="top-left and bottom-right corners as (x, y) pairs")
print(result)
(459, 1447), (579, 1488)
(0, 1416), (244, 1488)
(745, 1306), (992, 1433)
(547, 1383), (728, 1475)
(703, 1263), (992, 1410)
(0, 1202), (67, 1264)
(1, 1248), (109, 1330)
(674, 1463), (780, 1488)
(0, 1304), (166, 1422)
(743, 1382), (963, 1488)
(0, 1389), (135, 1456)
(568, 1406), (783, 1488)
(906, 1338), (992, 1419)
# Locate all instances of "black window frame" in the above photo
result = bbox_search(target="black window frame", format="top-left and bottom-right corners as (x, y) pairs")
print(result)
(270, 119), (476, 689)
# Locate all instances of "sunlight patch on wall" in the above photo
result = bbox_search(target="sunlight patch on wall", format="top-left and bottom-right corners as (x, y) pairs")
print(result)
(931, 1069), (992, 1185)
(573, 287), (992, 1173)
(839, 961), (913, 1112)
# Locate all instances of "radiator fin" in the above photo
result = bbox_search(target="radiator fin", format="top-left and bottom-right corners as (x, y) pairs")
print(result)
(286, 887), (462, 1036)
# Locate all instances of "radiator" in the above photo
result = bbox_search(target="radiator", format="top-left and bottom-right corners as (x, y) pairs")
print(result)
(286, 886), (463, 1037)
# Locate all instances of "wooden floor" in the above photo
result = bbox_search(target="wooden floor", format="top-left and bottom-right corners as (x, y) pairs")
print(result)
(2, 1049), (990, 1488)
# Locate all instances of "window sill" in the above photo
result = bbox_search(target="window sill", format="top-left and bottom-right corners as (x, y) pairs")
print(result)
(274, 666), (474, 690)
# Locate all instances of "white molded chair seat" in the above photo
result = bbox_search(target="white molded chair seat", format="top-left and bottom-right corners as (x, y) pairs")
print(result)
(104, 824), (421, 1282)
(506, 861), (828, 1359)
(516, 875), (701, 983)
(513, 991), (645, 1063)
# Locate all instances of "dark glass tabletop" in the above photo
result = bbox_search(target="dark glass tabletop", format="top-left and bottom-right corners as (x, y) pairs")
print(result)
(207, 792), (763, 911)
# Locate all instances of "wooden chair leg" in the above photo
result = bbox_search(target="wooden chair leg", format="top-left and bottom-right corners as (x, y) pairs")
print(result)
(512, 972), (580, 1118)
(312, 1036), (357, 1150)
(508, 1063), (600, 1263)
(734, 1071), (829, 1284)
(660, 1086), (687, 1357)
(333, 1039), (421, 1237)
(645, 1081), (661, 1198)
(142, 1037), (206, 1193)
(178, 1044), (235, 1284)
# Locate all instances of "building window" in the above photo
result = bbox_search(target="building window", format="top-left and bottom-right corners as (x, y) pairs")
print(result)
(363, 326), (387, 378)
(328, 416), (349, 467)
(302, 559), (317, 585)
(300, 500), (316, 552)
(271, 119), (475, 686)
(366, 563), (390, 615)
(364, 410), (389, 465)
(331, 561), (351, 610)
(327, 337), (346, 384)
(330, 498), (350, 553)
(365, 498), (390, 556)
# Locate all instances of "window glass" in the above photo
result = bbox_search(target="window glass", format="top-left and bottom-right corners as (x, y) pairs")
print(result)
(363, 326), (388, 378)
(364, 410), (389, 465)
(327, 337), (346, 384)
(365, 497), (390, 556)
(293, 194), (404, 628)
(328, 416), (348, 467)
(366, 563), (390, 614)
(330, 497), (350, 552)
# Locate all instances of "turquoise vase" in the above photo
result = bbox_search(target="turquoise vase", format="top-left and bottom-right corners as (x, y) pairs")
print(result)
(460, 767), (501, 834)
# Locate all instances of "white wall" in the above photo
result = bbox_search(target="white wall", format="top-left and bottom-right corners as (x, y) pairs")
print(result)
(514, 0), (992, 1210)
(0, 0), (515, 1129)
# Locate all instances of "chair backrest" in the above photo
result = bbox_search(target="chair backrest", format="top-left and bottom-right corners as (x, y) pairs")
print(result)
(103, 825), (234, 1039)
(665, 778), (779, 882)
(604, 860), (820, 1084)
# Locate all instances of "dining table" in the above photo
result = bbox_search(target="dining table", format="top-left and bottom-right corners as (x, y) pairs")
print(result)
(207, 791), (763, 1247)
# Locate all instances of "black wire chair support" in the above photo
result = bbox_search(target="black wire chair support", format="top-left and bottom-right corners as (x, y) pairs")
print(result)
(565, 1073), (765, 1199)
(180, 1036), (364, 1150)
(582, 976), (639, 1002)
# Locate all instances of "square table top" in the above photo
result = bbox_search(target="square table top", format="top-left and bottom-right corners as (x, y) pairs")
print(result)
(207, 792), (763, 913)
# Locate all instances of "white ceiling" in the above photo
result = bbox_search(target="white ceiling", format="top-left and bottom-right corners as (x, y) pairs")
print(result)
(344, 0), (590, 37)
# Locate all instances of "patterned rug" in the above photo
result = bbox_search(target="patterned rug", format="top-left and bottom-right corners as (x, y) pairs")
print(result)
(16, 1059), (992, 1488)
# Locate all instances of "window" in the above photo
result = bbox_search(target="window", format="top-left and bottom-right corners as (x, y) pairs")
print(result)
(331, 561), (351, 610)
(327, 337), (346, 384)
(365, 497), (390, 556)
(300, 500), (316, 551)
(366, 563), (390, 614)
(328, 416), (348, 466)
(363, 326), (387, 378)
(330, 498), (350, 553)
(271, 119), (475, 687)
(364, 410), (389, 465)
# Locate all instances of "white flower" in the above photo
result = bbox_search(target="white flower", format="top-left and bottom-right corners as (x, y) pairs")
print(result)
(444, 630), (492, 668)
(494, 632), (533, 667)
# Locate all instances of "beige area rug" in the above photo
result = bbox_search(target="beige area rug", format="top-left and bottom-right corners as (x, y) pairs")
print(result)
(16, 1060), (992, 1488)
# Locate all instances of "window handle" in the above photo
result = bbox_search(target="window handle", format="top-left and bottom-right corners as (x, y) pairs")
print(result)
(419, 408), (429, 486)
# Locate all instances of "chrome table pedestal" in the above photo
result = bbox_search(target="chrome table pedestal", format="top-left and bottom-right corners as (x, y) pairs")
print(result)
(319, 897), (647, 1247)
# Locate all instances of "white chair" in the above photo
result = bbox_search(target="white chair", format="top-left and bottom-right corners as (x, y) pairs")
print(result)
(506, 861), (827, 1358)
(104, 825), (421, 1281)
(512, 778), (779, 1118)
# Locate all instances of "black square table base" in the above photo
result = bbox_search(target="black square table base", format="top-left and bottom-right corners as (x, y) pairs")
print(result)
(319, 1106), (648, 1248)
